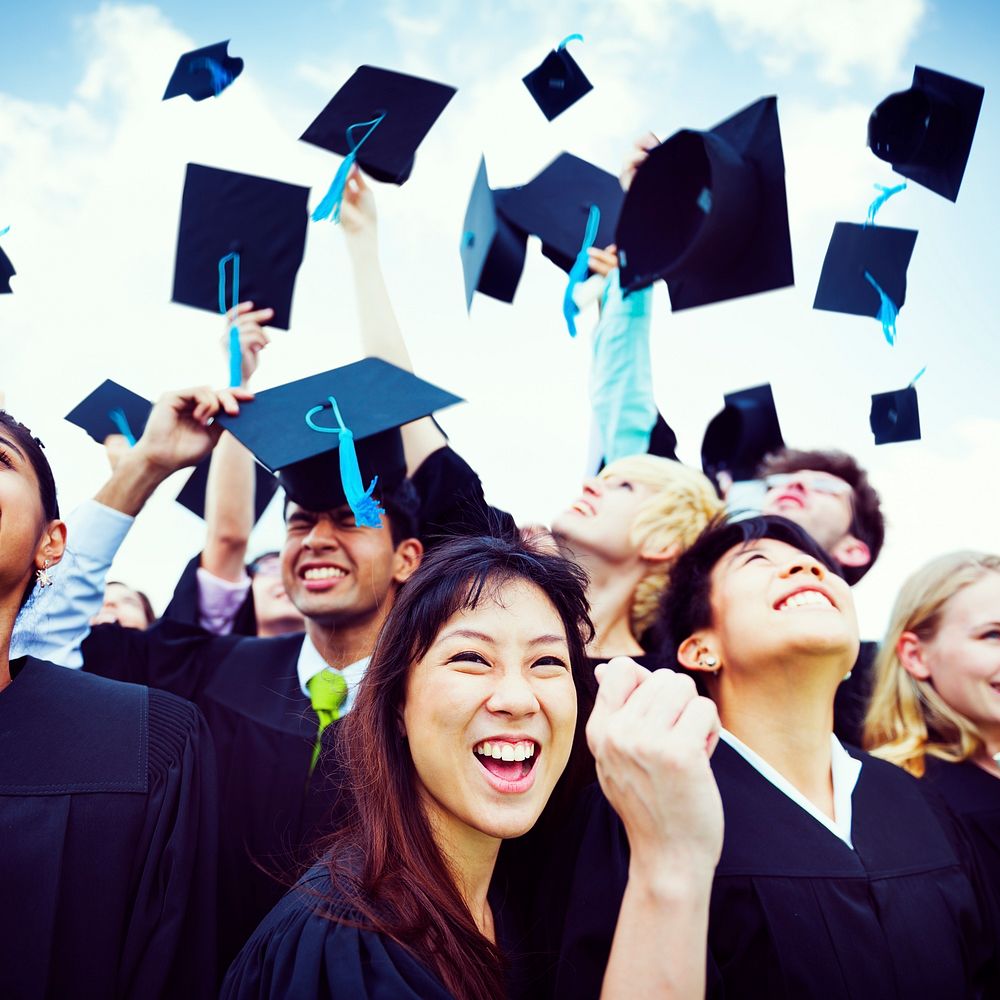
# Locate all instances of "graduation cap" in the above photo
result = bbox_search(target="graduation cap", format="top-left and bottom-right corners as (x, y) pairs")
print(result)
(172, 163), (309, 331)
(868, 66), (985, 202)
(870, 381), (921, 445)
(65, 379), (151, 445)
(522, 34), (593, 121)
(701, 384), (784, 484)
(615, 95), (794, 309)
(0, 240), (14, 294)
(162, 40), (244, 102)
(66, 379), (276, 525)
(460, 157), (528, 309)
(813, 222), (918, 346)
(174, 457), (279, 523)
(215, 358), (463, 519)
(300, 65), (457, 222)
(495, 153), (623, 273)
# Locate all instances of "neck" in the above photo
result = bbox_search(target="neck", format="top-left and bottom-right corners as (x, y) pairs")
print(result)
(714, 654), (845, 819)
(971, 730), (1000, 778)
(306, 613), (382, 669)
(257, 617), (306, 639)
(567, 548), (645, 660)
(0, 596), (19, 693)
(425, 802), (501, 942)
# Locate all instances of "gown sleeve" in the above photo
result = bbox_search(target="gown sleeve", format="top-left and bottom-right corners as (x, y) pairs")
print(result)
(222, 871), (453, 1000)
(410, 446), (518, 550)
(120, 688), (219, 999)
(161, 552), (258, 636)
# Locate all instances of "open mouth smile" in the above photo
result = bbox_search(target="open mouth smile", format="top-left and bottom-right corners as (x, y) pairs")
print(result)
(774, 588), (836, 611)
(472, 738), (540, 792)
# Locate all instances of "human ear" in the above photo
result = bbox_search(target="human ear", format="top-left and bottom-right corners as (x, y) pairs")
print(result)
(639, 539), (682, 566)
(829, 534), (871, 569)
(677, 633), (721, 674)
(896, 631), (931, 681)
(392, 538), (424, 584)
(35, 520), (67, 570)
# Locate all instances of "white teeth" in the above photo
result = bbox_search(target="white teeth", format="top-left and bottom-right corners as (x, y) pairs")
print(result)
(777, 590), (834, 611)
(474, 740), (537, 759)
(303, 567), (347, 581)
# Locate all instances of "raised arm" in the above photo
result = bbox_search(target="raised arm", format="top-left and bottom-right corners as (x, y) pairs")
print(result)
(587, 658), (723, 1000)
(340, 168), (446, 474)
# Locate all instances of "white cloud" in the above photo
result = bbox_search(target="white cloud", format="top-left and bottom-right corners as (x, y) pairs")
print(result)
(680, 0), (926, 85)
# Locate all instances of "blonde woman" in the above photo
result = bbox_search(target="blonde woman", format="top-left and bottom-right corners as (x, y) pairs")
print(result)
(865, 550), (1000, 893)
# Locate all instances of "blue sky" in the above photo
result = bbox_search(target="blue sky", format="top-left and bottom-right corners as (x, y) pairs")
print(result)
(2, 0), (999, 635)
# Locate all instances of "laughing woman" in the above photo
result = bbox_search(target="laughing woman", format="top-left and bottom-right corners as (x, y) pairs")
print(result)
(864, 551), (1000, 898)
(0, 410), (218, 998)
(222, 535), (723, 1000)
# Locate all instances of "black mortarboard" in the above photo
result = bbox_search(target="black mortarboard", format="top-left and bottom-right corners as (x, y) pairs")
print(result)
(522, 36), (593, 121)
(0, 244), (14, 294)
(65, 379), (151, 445)
(870, 384), (921, 444)
(215, 358), (463, 515)
(174, 457), (279, 523)
(615, 96), (794, 309)
(172, 163), (309, 330)
(495, 153), (623, 273)
(701, 384), (784, 484)
(868, 66), (985, 202)
(460, 157), (528, 309)
(813, 222), (918, 341)
(162, 40), (244, 102)
(300, 65), (456, 186)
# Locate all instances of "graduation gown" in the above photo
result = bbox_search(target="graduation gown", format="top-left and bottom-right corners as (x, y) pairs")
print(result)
(0, 658), (217, 999)
(923, 756), (1000, 912)
(162, 551), (259, 636)
(221, 865), (455, 999)
(79, 621), (350, 973)
(546, 743), (998, 999)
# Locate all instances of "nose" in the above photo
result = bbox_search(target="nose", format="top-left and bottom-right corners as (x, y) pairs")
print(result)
(582, 477), (602, 497)
(302, 518), (341, 552)
(486, 667), (540, 719)
(782, 556), (826, 581)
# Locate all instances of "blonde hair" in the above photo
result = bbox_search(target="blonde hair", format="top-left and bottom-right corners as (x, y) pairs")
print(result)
(863, 551), (1000, 776)
(599, 455), (722, 637)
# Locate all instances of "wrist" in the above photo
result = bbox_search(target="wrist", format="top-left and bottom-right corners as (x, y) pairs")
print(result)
(627, 850), (716, 904)
(95, 446), (169, 516)
(344, 232), (379, 262)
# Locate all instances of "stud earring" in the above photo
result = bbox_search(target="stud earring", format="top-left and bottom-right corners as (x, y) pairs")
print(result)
(701, 655), (719, 671)
(36, 560), (53, 589)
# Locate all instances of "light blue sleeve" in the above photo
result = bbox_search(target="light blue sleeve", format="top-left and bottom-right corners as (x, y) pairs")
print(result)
(10, 500), (134, 668)
(589, 269), (659, 465)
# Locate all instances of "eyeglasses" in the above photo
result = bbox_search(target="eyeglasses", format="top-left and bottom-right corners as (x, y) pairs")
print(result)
(763, 473), (853, 498)
(248, 558), (282, 578)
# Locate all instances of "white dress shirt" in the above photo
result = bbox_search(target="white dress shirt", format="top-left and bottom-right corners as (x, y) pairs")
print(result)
(295, 633), (370, 716)
(720, 728), (863, 848)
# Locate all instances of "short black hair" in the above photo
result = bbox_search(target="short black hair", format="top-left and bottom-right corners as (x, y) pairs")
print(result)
(282, 479), (421, 547)
(655, 515), (844, 668)
(757, 448), (884, 585)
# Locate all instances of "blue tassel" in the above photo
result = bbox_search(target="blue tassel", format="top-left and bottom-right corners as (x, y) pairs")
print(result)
(557, 33), (584, 49)
(864, 182), (907, 227)
(910, 365), (927, 386)
(107, 408), (137, 446)
(563, 204), (601, 337)
(312, 150), (356, 223)
(0, 226), (9, 237)
(218, 252), (242, 387)
(188, 57), (234, 97)
(312, 113), (386, 224)
(863, 270), (898, 346)
(303, 396), (385, 528)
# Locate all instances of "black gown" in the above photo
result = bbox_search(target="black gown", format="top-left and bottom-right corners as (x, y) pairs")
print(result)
(0, 658), (218, 999)
(545, 742), (998, 999)
(78, 622), (351, 974)
(923, 756), (1000, 912)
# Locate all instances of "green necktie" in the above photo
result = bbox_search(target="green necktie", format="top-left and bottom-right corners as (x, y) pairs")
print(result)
(307, 669), (348, 774)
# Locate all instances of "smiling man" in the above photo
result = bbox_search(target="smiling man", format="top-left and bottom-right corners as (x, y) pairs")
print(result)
(547, 515), (999, 999)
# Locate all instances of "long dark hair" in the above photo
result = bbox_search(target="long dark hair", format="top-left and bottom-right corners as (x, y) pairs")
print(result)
(0, 411), (60, 608)
(321, 534), (593, 1000)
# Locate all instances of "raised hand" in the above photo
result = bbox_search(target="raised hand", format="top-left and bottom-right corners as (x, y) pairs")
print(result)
(587, 244), (619, 277)
(339, 167), (378, 248)
(620, 132), (659, 192)
(587, 658), (724, 880)
(222, 301), (273, 387)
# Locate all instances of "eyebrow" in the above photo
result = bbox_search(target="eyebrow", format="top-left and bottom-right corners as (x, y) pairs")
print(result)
(0, 435), (25, 461)
(437, 629), (567, 648)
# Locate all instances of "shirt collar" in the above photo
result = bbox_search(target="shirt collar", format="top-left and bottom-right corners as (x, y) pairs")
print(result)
(296, 633), (371, 716)
(719, 728), (862, 848)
